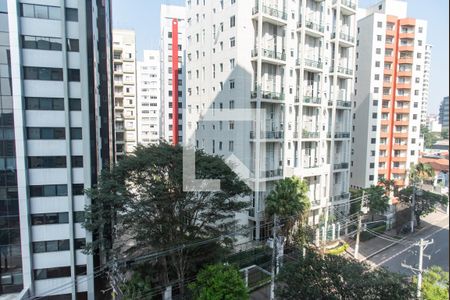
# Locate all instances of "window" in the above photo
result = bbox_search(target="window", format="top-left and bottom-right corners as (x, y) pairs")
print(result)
(20, 4), (61, 20)
(418, 27), (423, 33)
(229, 121), (234, 130)
(229, 80), (235, 89)
(230, 37), (235, 47)
(34, 267), (71, 280)
(371, 138), (376, 144)
(377, 35), (382, 41)
(373, 100), (378, 106)
(376, 48), (381, 54)
(29, 184), (68, 197)
(74, 211), (85, 223)
(28, 156), (66, 168)
(229, 100), (235, 109)
(371, 151), (375, 157)
(370, 163), (374, 168)
(369, 175), (374, 181)
(377, 21), (382, 28)
(21, 35), (62, 51)
(418, 40), (422, 46)
(374, 87), (379, 93)
(69, 98), (81, 111)
(372, 113), (377, 119)
(23, 67), (63, 81)
(25, 97), (64, 110)
(75, 238), (86, 250)
(372, 126), (377, 131)
(65, 8), (78, 22)
(374, 74), (380, 80)
(229, 141), (234, 151)
(31, 212), (69, 225)
(70, 128), (82, 139)
(67, 39), (79, 52)
(27, 127), (65, 139)
(72, 184), (84, 195)
(375, 61), (380, 67)
(414, 90), (419, 96)
(68, 69), (80, 82)
(230, 15), (235, 27)
(230, 58), (235, 69)
(71, 156), (83, 168)
(33, 239), (70, 253)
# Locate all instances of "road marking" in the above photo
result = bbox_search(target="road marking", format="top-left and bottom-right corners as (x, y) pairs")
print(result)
(435, 249), (441, 254)
(371, 224), (449, 268)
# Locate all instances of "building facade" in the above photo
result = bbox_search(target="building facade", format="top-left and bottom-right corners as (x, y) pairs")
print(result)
(421, 43), (431, 125)
(185, 0), (356, 240)
(439, 96), (449, 130)
(351, 0), (427, 189)
(113, 29), (137, 160)
(160, 4), (186, 144)
(1, 0), (113, 299)
(137, 50), (161, 145)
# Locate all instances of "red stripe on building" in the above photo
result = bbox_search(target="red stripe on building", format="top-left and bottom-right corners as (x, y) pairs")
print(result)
(171, 19), (179, 145)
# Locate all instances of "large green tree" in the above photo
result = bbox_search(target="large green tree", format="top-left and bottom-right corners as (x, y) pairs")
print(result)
(416, 266), (449, 300)
(421, 125), (439, 148)
(410, 162), (435, 185)
(121, 272), (153, 300)
(188, 264), (249, 300)
(265, 176), (310, 243)
(83, 143), (250, 296)
(399, 187), (448, 227)
(275, 250), (414, 299)
(349, 185), (389, 219)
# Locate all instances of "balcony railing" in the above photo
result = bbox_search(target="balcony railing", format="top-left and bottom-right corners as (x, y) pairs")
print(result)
(298, 19), (324, 33)
(250, 131), (284, 139)
(252, 4), (288, 20)
(261, 168), (283, 178)
(302, 131), (320, 139)
(333, 192), (351, 201)
(304, 58), (323, 69)
(334, 162), (349, 170)
(262, 90), (285, 100)
(328, 132), (350, 138)
(252, 48), (286, 61)
(334, 0), (356, 9)
(336, 100), (352, 108)
(339, 32), (355, 43)
(330, 65), (353, 76)
(303, 96), (321, 105)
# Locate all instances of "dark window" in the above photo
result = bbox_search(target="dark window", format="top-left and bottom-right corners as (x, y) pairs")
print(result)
(32, 239), (70, 253)
(25, 97), (64, 110)
(21, 35), (62, 51)
(369, 175), (374, 181)
(74, 211), (84, 223)
(66, 39), (79, 52)
(23, 67), (63, 81)
(69, 98), (81, 111)
(68, 69), (80, 82)
(20, 4), (61, 20)
(70, 128), (82, 139)
(34, 266), (71, 280)
(31, 212), (69, 225)
(28, 156), (66, 168)
(71, 156), (83, 168)
(72, 184), (84, 196)
(75, 265), (86, 276)
(74, 238), (85, 250)
(27, 127), (65, 139)
(29, 184), (68, 197)
(65, 8), (78, 21)
(371, 138), (376, 144)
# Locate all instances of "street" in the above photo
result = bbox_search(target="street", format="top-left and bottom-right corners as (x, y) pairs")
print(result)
(368, 212), (449, 275)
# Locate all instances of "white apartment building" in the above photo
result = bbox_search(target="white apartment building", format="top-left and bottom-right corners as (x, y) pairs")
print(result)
(185, 0), (356, 241)
(351, 0), (427, 189)
(160, 4), (186, 144)
(421, 43), (431, 125)
(113, 29), (137, 160)
(0, 0), (113, 299)
(137, 50), (161, 145)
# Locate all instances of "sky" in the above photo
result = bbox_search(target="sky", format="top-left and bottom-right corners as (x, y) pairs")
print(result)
(112, 0), (449, 115)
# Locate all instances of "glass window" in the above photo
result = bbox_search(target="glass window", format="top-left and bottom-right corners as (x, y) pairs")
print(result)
(45, 213), (59, 224)
(70, 128), (82, 139)
(50, 38), (62, 50)
(56, 184), (68, 196)
(58, 212), (69, 223)
(58, 240), (69, 251)
(69, 98), (81, 110)
(33, 242), (46, 253)
(48, 6), (60, 20)
(21, 4), (34, 17)
(68, 69), (80, 81)
(65, 8), (78, 21)
(67, 39), (79, 52)
(43, 185), (56, 196)
(46, 241), (58, 252)
(34, 5), (48, 19)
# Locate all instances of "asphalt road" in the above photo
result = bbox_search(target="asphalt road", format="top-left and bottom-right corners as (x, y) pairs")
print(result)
(368, 216), (449, 275)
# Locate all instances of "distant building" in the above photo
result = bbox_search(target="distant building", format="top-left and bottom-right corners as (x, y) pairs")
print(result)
(421, 44), (431, 125)
(137, 50), (161, 145)
(439, 96), (449, 130)
(426, 114), (442, 133)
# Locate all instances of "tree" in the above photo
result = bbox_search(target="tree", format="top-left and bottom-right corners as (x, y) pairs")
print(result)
(265, 176), (310, 243)
(275, 250), (414, 299)
(378, 177), (395, 195)
(416, 266), (449, 300)
(121, 272), (153, 300)
(365, 185), (390, 220)
(188, 264), (249, 300)
(399, 187), (448, 227)
(441, 128), (449, 140)
(421, 125), (439, 148)
(83, 143), (251, 296)
(410, 162), (435, 185)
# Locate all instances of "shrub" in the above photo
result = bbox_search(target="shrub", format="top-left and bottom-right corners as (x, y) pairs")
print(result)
(325, 242), (349, 255)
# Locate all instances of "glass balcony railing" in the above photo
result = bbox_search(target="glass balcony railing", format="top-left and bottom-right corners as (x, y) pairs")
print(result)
(334, 0), (356, 9)
(336, 100), (352, 108)
(298, 19), (324, 33)
(252, 4), (288, 20)
(250, 131), (284, 139)
(304, 58), (323, 69)
(251, 90), (284, 100)
(334, 162), (349, 170)
(327, 132), (350, 138)
(334, 192), (351, 201)
(303, 96), (321, 105)
(330, 65), (353, 76)
(261, 168), (283, 178)
(302, 131), (320, 139)
(252, 48), (286, 61)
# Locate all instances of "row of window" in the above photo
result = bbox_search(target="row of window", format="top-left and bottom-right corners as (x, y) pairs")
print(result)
(29, 184), (84, 197)
(31, 211), (85, 226)
(21, 4), (78, 22)
(26, 127), (82, 140)
(32, 238), (85, 253)
(34, 265), (86, 280)
(23, 67), (80, 82)
(22, 35), (79, 52)
(28, 156), (83, 168)
(25, 97), (81, 111)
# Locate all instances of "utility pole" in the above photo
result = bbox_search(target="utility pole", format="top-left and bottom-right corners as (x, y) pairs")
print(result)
(411, 183), (416, 233)
(401, 238), (434, 299)
(354, 191), (366, 260)
(270, 214), (278, 300)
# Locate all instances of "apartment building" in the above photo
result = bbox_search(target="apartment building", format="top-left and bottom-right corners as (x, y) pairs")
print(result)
(351, 0), (427, 189)
(137, 50), (161, 145)
(160, 4), (186, 145)
(421, 44), (431, 125)
(113, 29), (137, 160)
(0, 0), (113, 299)
(439, 96), (449, 130)
(185, 0), (356, 240)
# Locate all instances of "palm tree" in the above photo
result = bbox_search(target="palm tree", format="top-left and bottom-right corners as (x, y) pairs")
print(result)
(378, 177), (395, 194)
(265, 176), (310, 243)
(409, 163), (435, 185)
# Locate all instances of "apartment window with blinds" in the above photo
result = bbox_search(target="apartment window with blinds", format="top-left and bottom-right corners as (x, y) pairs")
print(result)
(31, 212), (69, 225)
(20, 4), (60, 20)
(34, 267), (71, 280)
(23, 67), (63, 81)
(27, 127), (65, 139)
(29, 184), (68, 197)
(33, 239), (70, 253)
(21, 35), (62, 51)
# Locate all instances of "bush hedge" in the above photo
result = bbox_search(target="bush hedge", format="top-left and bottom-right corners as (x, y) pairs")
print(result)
(360, 224), (386, 242)
(325, 242), (349, 255)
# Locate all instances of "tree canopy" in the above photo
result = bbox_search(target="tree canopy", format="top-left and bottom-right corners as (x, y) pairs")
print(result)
(417, 266), (449, 300)
(83, 143), (251, 296)
(276, 250), (414, 299)
(188, 264), (249, 300)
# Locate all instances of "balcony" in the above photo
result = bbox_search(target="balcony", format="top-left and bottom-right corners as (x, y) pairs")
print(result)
(251, 90), (285, 101)
(328, 132), (350, 139)
(333, 0), (356, 15)
(250, 131), (284, 140)
(336, 100), (352, 109)
(330, 64), (353, 77)
(332, 31), (355, 46)
(333, 192), (351, 201)
(303, 96), (321, 105)
(302, 131), (320, 139)
(252, 4), (288, 25)
(302, 58), (323, 71)
(334, 162), (349, 170)
(261, 168), (283, 178)
(298, 19), (324, 37)
(251, 48), (286, 64)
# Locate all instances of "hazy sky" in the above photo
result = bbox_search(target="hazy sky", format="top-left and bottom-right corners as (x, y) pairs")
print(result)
(112, 0), (449, 114)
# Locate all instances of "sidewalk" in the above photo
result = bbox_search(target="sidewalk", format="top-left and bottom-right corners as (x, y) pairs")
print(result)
(344, 210), (449, 264)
